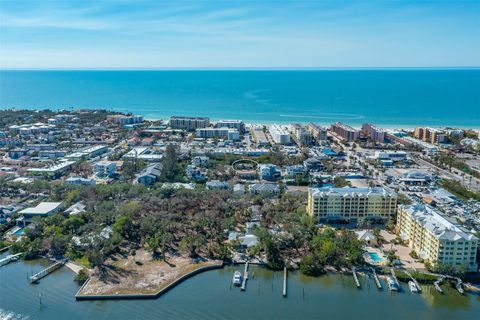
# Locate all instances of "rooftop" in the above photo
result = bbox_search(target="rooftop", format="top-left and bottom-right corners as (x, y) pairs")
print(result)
(401, 205), (478, 241)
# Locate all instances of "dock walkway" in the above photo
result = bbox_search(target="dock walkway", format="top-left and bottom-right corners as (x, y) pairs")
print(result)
(403, 270), (422, 293)
(352, 267), (361, 288)
(240, 262), (249, 291)
(0, 253), (23, 267)
(30, 260), (65, 283)
(371, 268), (382, 289)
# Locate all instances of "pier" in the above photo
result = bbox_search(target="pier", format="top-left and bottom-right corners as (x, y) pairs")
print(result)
(403, 270), (422, 293)
(0, 253), (23, 267)
(282, 266), (287, 297)
(352, 267), (361, 288)
(30, 260), (65, 283)
(371, 268), (382, 290)
(241, 262), (249, 291)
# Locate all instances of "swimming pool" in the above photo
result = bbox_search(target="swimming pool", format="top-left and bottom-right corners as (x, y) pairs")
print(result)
(368, 252), (382, 263)
(13, 228), (25, 236)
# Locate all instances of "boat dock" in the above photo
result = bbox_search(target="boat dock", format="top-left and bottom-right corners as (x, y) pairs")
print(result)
(0, 253), (23, 267)
(352, 267), (361, 288)
(282, 266), (287, 297)
(30, 260), (65, 283)
(403, 270), (422, 293)
(434, 277), (444, 294)
(390, 268), (400, 289)
(371, 268), (382, 290)
(240, 262), (249, 291)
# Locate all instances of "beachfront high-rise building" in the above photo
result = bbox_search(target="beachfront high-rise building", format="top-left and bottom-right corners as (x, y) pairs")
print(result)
(268, 124), (291, 145)
(396, 205), (478, 272)
(215, 120), (245, 133)
(196, 127), (240, 140)
(106, 115), (144, 125)
(307, 187), (397, 222)
(291, 124), (313, 146)
(307, 123), (328, 142)
(413, 127), (447, 145)
(362, 123), (386, 143)
(169, 116), (210, 131)
(330, 122), (359, 142)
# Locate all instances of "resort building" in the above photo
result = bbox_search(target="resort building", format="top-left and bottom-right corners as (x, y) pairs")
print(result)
(413, 127), (448, 145)
(268, 124), (291, 145)
(307, 187), (398, 222)
(307, 123), (328, 142)
(330, 122), (359, 142)
(107, 115), (144, 125)
(396, 205), (478, 272)
(196, 127), (240, 140)
(291, 124), (313, 146)
(215, 120), (245, 133)
(362, 123), (386, 143)
(169, 116), (210, 131)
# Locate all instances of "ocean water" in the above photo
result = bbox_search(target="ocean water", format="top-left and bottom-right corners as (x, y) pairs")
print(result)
(0, 69), (479, 128)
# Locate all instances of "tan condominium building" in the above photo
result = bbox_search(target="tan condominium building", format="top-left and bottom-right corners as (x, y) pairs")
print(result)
(396, 205), (478, 272)
(307, 187), (397, 222)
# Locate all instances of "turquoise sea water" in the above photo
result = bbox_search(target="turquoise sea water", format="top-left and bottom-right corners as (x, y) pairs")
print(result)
(0, 69), (479, 127)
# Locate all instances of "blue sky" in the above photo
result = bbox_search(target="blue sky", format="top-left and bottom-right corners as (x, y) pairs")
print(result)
(0, 0), (479, 69)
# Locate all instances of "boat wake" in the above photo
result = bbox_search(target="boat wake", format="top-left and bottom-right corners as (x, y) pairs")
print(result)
(0, 308), (29, 320)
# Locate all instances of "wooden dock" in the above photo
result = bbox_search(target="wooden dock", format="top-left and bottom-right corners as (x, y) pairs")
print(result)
(352, 267), (361, 288)
(0, 253), (23, 267)
(282, 267), (287, 297)
(404, 270), (422, 293)
(30, 260), (65, 283)
(240, 262), (249, 291)
(371, 268), (382, 290)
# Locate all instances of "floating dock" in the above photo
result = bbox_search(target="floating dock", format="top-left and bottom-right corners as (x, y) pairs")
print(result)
(0, 253), (23, 267)
(240, 262), (249, 291)
(403, 270), (422, 293)
(352, 267), (361, 288)
(282, 266), (287, 297)
(30, 260), (65, 283)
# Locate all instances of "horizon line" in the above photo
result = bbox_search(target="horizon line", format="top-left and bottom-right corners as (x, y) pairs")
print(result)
(1, 66), (480, 71)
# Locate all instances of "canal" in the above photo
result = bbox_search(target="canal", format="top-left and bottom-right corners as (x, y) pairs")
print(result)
(1, 253), (479, 319)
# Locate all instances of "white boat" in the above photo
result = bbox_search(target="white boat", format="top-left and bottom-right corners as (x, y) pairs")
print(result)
(387, 276), (399, 291)
(408, 281), (419, 293)
(232, 271), (242, 286)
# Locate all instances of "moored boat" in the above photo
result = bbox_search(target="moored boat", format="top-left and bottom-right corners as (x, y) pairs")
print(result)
(232, 271), (242, 286)
(387, 276), (399, 291)
(408, 281), (419, 293)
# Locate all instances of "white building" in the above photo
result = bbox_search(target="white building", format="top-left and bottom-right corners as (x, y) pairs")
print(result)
(396, 205), (478, 271)
(196, 127), (240, 140)
(269, 124), (290, 144)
